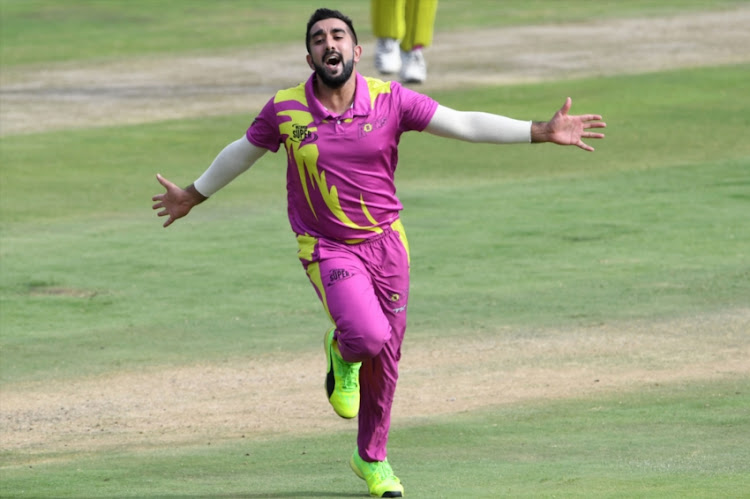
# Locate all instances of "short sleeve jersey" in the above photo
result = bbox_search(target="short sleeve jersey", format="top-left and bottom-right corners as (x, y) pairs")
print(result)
(246, 72), (438, 242)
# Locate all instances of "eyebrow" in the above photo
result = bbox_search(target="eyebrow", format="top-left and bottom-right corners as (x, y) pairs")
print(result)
(311, 27), (347, 40)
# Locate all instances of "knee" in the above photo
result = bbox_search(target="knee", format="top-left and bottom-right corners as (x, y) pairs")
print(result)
(336, 321), (391, 362)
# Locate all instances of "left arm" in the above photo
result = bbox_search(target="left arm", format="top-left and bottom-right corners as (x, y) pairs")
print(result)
(425, 97), (606, 151)
(424, 105), (532, 144)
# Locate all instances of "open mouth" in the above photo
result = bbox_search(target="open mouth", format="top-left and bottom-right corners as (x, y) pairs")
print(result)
(325, 52), (342, 69)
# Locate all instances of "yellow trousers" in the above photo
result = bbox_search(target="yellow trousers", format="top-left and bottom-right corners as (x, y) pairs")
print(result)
(371, 0), (438, 51)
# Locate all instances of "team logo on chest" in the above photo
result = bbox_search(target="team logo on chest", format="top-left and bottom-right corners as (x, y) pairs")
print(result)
(358, 117), (388, 139)
(291, 124), (318, 143)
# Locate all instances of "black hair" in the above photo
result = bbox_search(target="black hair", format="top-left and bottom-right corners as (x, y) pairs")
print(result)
(305, 8), (358, 54)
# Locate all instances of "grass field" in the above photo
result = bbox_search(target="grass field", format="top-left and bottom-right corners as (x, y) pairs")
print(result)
(2, 0), (747, 66)
(1, 1), (749, 497)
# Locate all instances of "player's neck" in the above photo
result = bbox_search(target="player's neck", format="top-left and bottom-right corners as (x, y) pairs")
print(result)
(315, 74), (356, 116)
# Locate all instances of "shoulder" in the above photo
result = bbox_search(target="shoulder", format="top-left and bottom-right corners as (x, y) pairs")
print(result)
(363, 75), (393, 96)
(274, 81), (308, 105)
(362, 76), (419, 111)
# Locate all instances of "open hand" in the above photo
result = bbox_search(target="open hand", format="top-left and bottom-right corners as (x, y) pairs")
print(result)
(536, 97), (606, 151)
(151, 174), (205, 228)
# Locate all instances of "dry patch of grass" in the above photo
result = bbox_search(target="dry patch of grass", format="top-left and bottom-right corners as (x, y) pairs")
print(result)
(2, 8), (749, 136)
(2, 309), (747, 461)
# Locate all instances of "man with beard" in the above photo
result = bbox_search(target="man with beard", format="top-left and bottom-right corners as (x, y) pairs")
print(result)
(152, 8), (605, 497)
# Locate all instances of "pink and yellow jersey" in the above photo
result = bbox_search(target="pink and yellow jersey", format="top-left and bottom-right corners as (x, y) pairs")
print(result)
(246, 72), (438, 242)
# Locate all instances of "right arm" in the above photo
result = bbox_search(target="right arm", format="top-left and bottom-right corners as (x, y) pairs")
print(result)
(152, 137), (268, 228)
(425, 99), (605, 151)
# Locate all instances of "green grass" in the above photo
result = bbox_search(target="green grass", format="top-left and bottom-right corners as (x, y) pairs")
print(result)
(0, 0), (367, 67)
(2, 65), (748, 382)
(1, 1), (749, 497)
(2, 0), (748, 66)
(1, 380), (747, 498)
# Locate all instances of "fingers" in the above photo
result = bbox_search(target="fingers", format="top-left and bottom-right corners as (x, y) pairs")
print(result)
(580, 115), (604, 124)
(156, 173), (170, 188)
(559, 97), (572, 115)
(156, 173), (180, 193)
(154, 174), (178, 228)
(560, 96), (605, 124)
(153, 175), (169, 209)
(551, 98), (605, 151)
(151, 192), (168, 211)
(583, 132), (606, 139)
(576, 130), (605, 152)
(156, 207), (175, 228)
(585, 122), (606, 131)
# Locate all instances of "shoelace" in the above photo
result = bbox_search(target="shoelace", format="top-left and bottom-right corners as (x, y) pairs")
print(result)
(404, 50), (425, 66)
(377, 38), (398, 52)
(365, 460), (396, 483)
(341, 362), (359, 391)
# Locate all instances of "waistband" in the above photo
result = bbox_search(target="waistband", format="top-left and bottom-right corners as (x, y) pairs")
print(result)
(296, 218), (410, 263)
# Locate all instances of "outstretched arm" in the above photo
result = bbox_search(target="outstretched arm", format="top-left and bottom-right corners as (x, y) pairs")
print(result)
(152, 137), (268, 228)
(424, 97), (605, 151)
(424, 105), (532, 143)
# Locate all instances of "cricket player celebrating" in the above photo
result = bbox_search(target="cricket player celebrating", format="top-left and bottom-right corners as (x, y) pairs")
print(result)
(153, 8), (605, 497)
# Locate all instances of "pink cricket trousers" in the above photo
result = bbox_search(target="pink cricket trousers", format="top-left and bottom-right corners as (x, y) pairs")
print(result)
(297, 221), (410, 462)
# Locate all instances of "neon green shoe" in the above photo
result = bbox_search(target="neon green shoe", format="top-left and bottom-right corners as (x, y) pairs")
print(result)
(350, 448), (404, 498)
(324, 328), (361, 419)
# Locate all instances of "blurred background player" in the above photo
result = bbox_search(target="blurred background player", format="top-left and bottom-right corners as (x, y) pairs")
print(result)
(372, 0), (438, 83)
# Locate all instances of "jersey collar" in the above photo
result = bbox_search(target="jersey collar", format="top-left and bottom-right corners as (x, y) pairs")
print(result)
(305, 72), (372, 123)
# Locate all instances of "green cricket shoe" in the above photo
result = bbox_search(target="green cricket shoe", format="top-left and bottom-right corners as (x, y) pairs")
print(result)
(350, 448), (404, 498)
(324, 328), (361, 419)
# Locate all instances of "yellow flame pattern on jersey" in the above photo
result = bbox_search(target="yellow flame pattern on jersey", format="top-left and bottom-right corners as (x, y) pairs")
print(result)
(274, 79), (393, 237)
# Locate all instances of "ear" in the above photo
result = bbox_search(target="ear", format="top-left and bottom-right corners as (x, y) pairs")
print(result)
(306, 54), (315, 71)
(353, 44), (362, 64)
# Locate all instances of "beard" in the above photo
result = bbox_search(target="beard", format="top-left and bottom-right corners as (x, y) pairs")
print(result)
(313, 53), (355, 89)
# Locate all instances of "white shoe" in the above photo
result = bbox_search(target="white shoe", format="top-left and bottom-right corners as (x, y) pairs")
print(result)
(400, 49), (426, 84)
(375, 38), (401, 75)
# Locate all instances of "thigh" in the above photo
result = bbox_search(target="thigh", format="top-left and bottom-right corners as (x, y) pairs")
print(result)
(304, 243), (392, 360)
(366, 230), (410, 351)
(320, 254), (389, 333)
